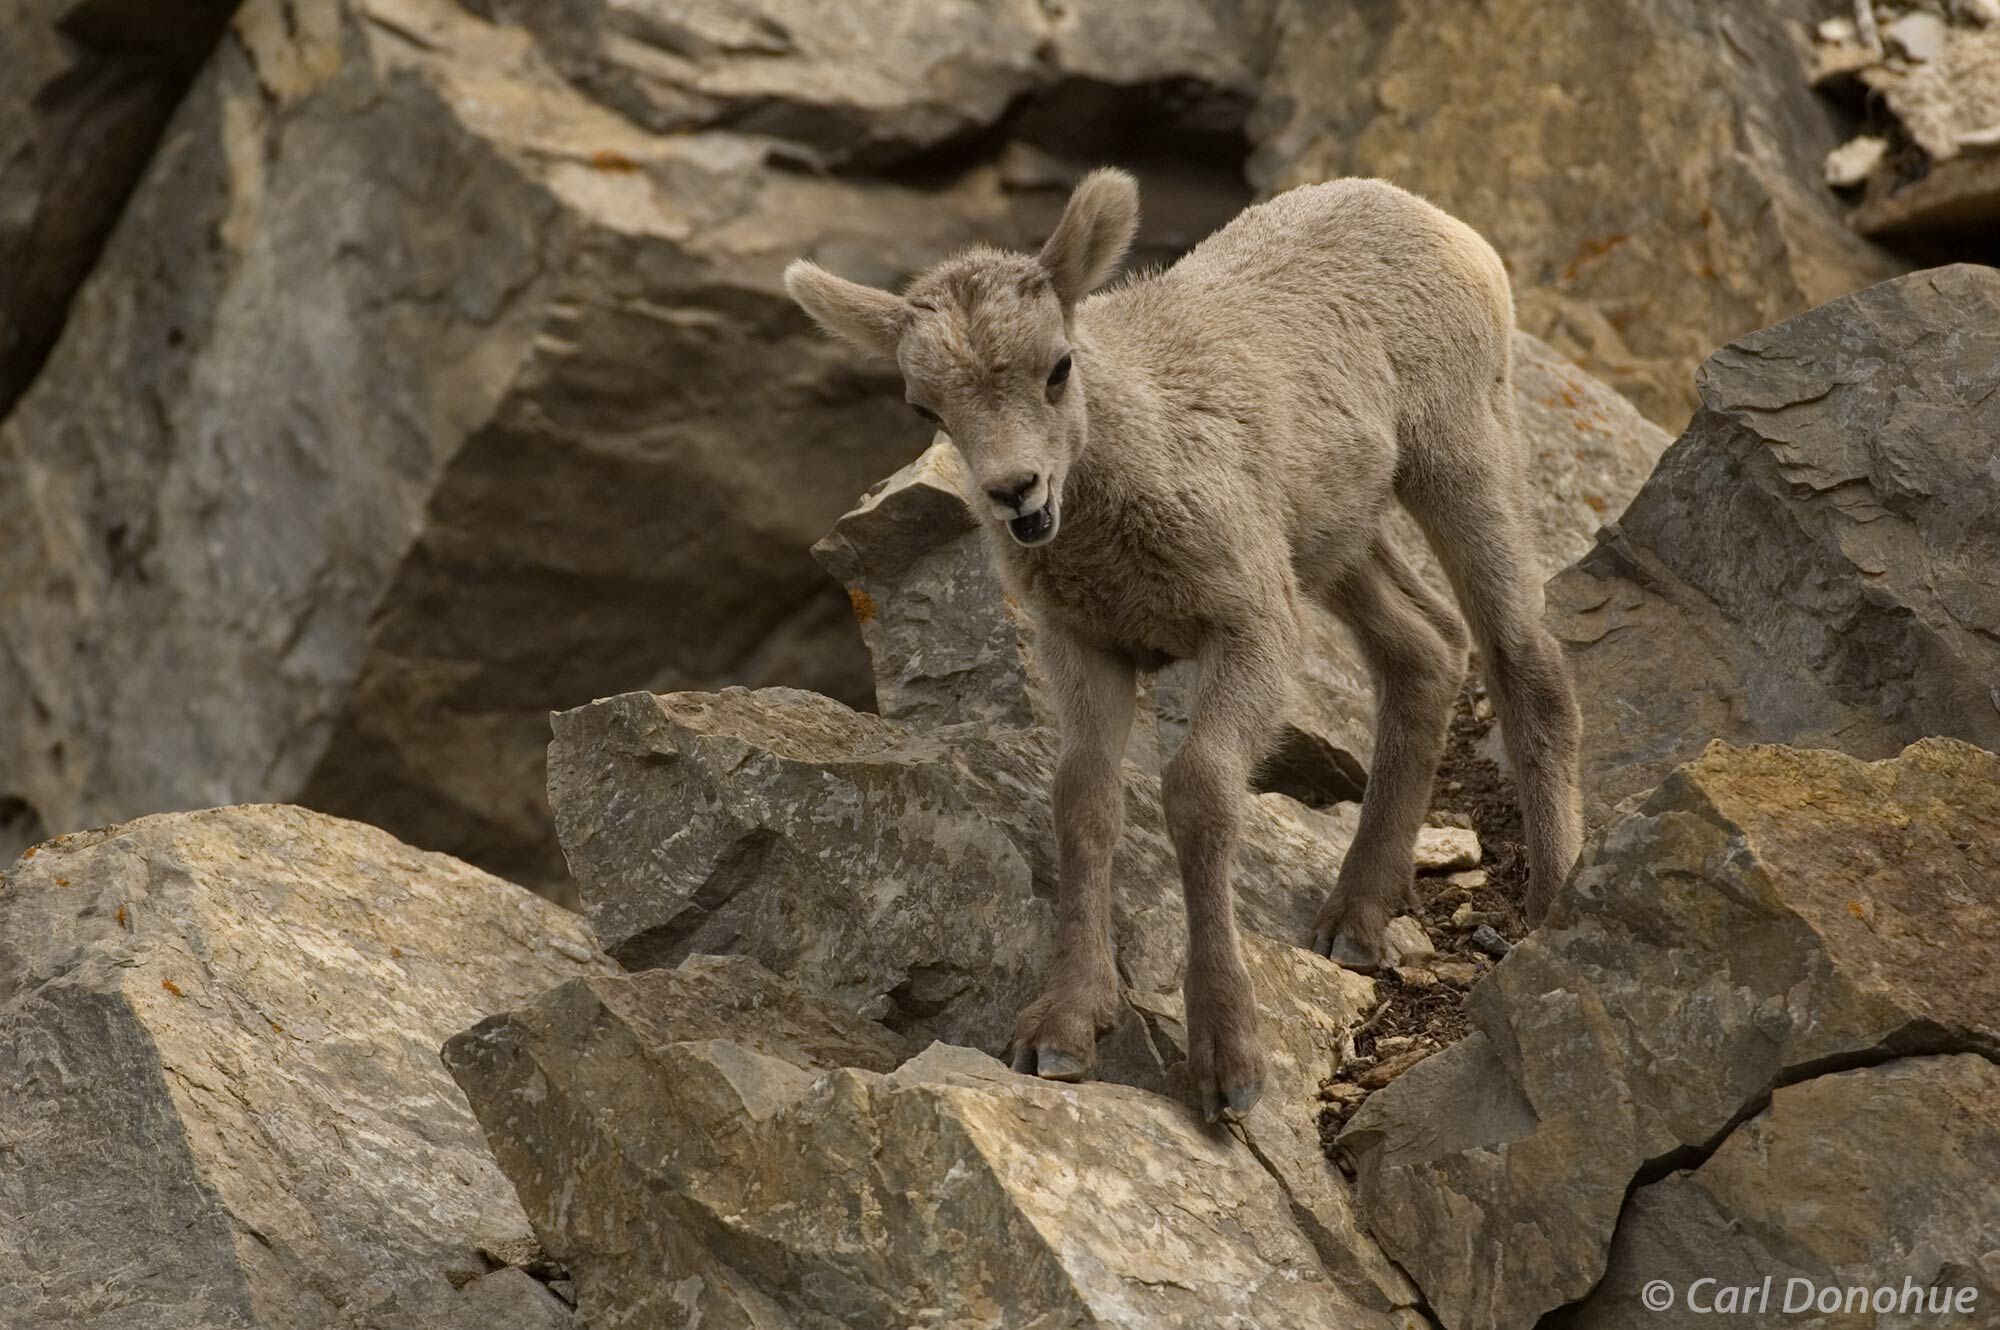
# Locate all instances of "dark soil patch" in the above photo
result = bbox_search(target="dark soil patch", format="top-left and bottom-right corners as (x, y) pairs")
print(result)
(1316, 683), (1532, 1155)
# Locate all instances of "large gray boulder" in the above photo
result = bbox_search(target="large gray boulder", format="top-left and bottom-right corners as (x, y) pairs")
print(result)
(0, 0), (235, 413)
(548, 686), (1354, 1056)
(446, 955), (1428, 1330)
(0, 0), (1257, 893)
(0, 804), (613, 1329)
(1337, 738), (2000, 1330)
(544, 688), (1440, 1316)
(1549, 264), (2000, 829)
(1253, 0), (1907, 428)
(1569, 1055), (2000, 1327)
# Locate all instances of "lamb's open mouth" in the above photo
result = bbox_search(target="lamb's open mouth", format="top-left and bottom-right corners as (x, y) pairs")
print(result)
(1008, 497), (1057, 546)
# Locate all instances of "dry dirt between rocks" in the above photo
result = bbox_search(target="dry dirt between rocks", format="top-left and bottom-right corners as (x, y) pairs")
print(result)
(1318, 684), (1531, 1159)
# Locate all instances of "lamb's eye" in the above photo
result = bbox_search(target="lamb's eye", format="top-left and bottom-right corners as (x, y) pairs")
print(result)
(911, 403), (941, 425)
(1047, 353), (1073, 388)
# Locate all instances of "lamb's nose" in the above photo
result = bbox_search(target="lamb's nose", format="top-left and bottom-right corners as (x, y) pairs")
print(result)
(986, 472), (1041, 511)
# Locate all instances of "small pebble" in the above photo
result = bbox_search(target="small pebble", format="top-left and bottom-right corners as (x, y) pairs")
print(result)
(1445, 868), (1488, 893)
(1384, 914), (1436, 964)
(1450, 902), (1503, 930)
(1415, 825), (1482, 872)
(1391, 964), (1439, 989)
(1470, 924), (1511, 958)
(1320, 1081), (1369, 1109)
(1374, 1034), (1419, 1055)
(1357, 1047), (1432, 1090)
(1432, 960), (1480, 988)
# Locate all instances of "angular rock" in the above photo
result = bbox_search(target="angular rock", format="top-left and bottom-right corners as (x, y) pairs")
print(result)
(1569, 1055), (2000, 1328)
(1338, 738), (2000, 1330)
(0, 804), (614, 1329)
(549, 686), (1350, 1053)
(1548, 265), (2000, 828)
(1253, 0), (1906, 427)
(470, 0), (1259, 175)
(0, 0), (236, 412)
(447, 956), (1424, 1329)
(810, 440), (1049, 733)
(0, 0), (1255, 895)
(1862, 25), (2000, 160)
(814, 332), (1668, 803)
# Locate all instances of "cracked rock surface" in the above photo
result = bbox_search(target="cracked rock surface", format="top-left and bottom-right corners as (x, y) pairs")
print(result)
(446, 956), (1431, 1330)
(1569, 1053), (2000, 1327)
(0, 804), (614, 1328)
(1338, 737), (2000, 1330)
(1548, 264), (2000, 830)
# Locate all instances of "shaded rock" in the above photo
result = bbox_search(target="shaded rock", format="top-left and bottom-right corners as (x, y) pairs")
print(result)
(810, 439), (1049, 733)
(0, 0), (1255, 896)
(1863, 24), (2000, 159)
(446, 1268), (574, 1330)
(1254, 0), (1906, 427)
(447, 956), (1425, 1329)
(814, 333), (1668, 806)
(1548, 265), (2000, 828)
(0, 0), (237, 412)
(1338, 738), (2000, 1330)
(1569, 1055), (2000, 1328)
(471, 0), (1259, 175)
(1851, 151), (2000, 237)
(549, 686), (1352, 1057)
(1849, 25), (2000, 238)
(0, 804), (614, 1329)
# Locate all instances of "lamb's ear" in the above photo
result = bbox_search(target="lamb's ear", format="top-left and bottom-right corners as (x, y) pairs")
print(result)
(1037, 167), (1140, 309)
(784, 260), (908, 360)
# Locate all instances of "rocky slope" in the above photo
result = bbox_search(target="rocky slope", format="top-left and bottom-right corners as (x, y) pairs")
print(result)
(1, 0), (1974, 896)
(3, 266), (1996, 1328)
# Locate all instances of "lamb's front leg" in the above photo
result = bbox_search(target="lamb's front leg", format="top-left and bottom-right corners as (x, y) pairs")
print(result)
(1010, 632), (1135, 1082)
(1164, 632), (1286, 1123)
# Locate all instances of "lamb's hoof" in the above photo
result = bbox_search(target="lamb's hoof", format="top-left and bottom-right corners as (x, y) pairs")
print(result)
(1037, 1049), (1089, 1081)
(1202, 1079), (1264, 1125)
(1322, 930), (1386, 975)
(1012, 1045), (1089, 1082)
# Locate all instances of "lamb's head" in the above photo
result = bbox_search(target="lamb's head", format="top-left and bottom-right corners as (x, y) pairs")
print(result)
(784, 168), (1139, 548)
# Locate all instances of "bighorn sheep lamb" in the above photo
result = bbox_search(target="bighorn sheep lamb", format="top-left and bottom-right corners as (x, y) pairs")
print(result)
(786, 170), (1582, 1122)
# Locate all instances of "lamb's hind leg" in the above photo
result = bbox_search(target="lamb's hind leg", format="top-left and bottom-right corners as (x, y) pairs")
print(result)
(1312, 540), (1467, 967)
(1010, 629), (1135, 1082)
(1403, 402), (1583, 921)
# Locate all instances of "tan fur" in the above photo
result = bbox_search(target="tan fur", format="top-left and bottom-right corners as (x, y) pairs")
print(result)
(786, 171), (1583, 1123)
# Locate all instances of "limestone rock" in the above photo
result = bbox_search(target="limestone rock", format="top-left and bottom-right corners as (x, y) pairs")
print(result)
(1338, 738), (2000, 1330)
(0, 0), (1255, 895)
(548, 686), (1352, 1054)
(0, 804), (614, 1329)
(1568, 1055), (2000, 1327)
(813, 333), (1667, 806)
(1548, 265), (2000, 828)
(810, 440), (1048, 733)
(1851, 26), (2000, 238)
(0, 0), (236, 412)
(446, 956), (1425, 1329)
(1253, 0), (1906, 427)
(470, 0), (1258, 175)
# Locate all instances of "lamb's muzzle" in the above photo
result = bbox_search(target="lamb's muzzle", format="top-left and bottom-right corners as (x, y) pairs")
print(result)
(1007, 496), (1057, 546)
